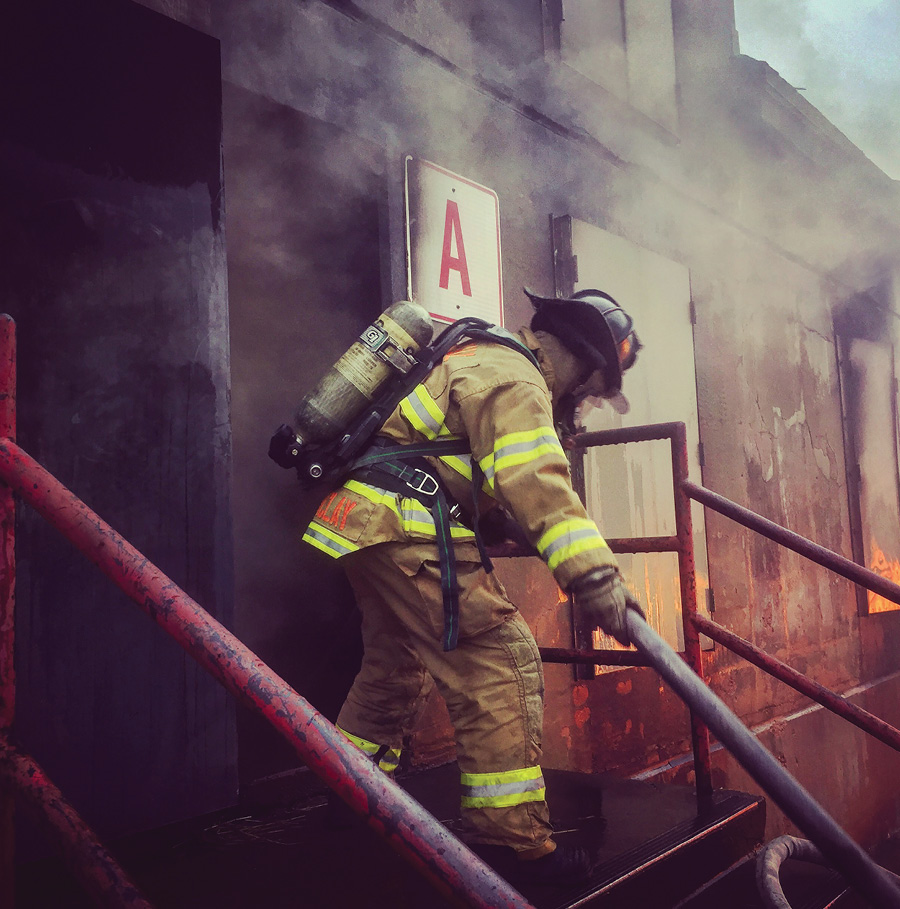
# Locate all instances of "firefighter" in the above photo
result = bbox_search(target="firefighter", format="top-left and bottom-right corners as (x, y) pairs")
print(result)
(303, 288), (643, 883)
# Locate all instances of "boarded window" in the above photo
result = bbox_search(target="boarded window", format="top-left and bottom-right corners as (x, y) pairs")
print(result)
(558, 0), (629, 100)
(837, 335), (900, 615)
(555, 0), (678, 131)
(554, 216), (710, 660)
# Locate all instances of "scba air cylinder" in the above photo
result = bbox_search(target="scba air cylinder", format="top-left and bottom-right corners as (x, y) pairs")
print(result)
(293, 300), (433, 446)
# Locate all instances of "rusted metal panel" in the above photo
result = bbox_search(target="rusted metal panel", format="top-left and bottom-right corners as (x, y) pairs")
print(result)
(694, 614), (900, 754)
(0, 438), (533, 909)
(683, 480), (900, 609)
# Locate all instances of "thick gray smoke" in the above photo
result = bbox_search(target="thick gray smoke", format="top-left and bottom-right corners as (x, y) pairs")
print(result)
(735, 0), (900, 180)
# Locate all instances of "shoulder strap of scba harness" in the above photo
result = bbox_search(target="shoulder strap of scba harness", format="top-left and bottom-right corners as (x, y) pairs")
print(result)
(311, 318), (539, 488)
(343, 319), (540, 652)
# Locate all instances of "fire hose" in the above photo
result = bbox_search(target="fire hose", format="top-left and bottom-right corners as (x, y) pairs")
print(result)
(756, 836), (900, 908)
(625, 610), (900, 908)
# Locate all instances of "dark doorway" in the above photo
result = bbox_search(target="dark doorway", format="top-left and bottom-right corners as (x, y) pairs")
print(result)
(223, 85), (385, 785)
(0, 0), (236, 843)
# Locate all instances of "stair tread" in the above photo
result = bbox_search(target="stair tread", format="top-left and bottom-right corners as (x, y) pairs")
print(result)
(16, 765), (766, 908)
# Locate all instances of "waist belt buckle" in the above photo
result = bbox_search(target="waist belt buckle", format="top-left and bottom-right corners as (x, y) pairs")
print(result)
(407, 469), (439, 498)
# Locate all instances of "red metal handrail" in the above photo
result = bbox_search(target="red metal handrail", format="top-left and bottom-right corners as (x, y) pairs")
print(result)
(683, 479), (900, 609)
(0, 737), (153, 908)
(0, 314), (15, 909)
(0, 316), (533, 909)
(554, 423), (900, 803)
(0, 437), (533, 909)
(546, 421), (900, 904)
(679, 479), (900, 753)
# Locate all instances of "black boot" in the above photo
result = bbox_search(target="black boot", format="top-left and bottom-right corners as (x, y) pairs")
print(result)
(470, 842), (596, 886)
(518, 844), (596, 885)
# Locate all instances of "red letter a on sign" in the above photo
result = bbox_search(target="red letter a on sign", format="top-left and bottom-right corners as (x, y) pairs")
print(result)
(438, 199), (472, 296)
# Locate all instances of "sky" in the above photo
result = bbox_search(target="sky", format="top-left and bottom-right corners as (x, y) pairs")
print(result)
(733, 0), (900, 180)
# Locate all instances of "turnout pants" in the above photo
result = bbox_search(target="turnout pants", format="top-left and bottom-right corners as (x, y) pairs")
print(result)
(336, 541), (554, 855)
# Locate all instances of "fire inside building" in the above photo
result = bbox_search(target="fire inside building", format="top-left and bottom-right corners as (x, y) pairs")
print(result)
(1, 0), (900, 906)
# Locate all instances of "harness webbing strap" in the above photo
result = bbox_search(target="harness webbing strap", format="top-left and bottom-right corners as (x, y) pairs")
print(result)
(432, 488), (459, 651)
(337, 331), (541, 652)
(352, 437), (471, 467)
(470, 460), (493, 575)
(351, 439), (484, 652)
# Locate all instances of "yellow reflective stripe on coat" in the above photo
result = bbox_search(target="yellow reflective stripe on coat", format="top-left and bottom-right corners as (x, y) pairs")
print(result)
(302, 522), (361, 558)
(478, 427), (565, 490)
(537, 518), (610, 571)
(337, 726), (380, 755)
(345, 479), (401, 516)
(460, 766), (546, 809)
(440, 452), (473, 482)
(398, 386), (474, 481)
(400, 497), (475, 541)
(338, 727), (402, 773)
(378, 748), (402, 773)
(399, 384), (447, 439)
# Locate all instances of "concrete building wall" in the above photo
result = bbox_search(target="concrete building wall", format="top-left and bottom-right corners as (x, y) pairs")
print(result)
(16, 0), (900, 850)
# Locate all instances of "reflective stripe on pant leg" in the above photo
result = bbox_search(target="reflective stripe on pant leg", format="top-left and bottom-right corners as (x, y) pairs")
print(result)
(460, 766), (546, 808)
(340, 543), (553, 851)
(337, 727), (403, 773)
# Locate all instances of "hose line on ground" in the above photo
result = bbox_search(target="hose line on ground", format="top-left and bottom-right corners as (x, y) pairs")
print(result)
(757, 835), (900, 909)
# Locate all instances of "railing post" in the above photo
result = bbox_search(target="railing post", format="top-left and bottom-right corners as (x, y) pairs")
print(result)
(0, 314), (15, 909)
(670, 422), (713, 805)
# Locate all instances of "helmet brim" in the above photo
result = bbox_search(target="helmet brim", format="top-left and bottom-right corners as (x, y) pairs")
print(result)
(525, 288), (625, 394)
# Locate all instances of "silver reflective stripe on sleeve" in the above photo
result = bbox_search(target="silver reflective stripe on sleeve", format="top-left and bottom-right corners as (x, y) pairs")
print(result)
(536, 518), (609, 571)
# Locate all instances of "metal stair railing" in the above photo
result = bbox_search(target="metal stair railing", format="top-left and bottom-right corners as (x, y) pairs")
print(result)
(626, 610), (900, 908)
(4, 300), (900, 907)
(0, 737), (154, 908)
(541, 421), (900, 907)
(0, 316), (535, 909)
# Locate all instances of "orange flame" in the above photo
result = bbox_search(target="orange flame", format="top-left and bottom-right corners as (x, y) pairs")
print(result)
(867, 538), (900, 614)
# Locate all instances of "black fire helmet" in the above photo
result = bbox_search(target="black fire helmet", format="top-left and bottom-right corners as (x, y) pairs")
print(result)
(525, 287), (641, 394)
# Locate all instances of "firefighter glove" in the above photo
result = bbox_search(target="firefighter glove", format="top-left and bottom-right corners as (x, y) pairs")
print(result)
(570, 568), (644, 646)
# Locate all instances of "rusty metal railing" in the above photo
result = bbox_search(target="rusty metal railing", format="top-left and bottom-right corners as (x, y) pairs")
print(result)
(0, 317), (534, 909)
(682, 479), (900, 612)
(569, 422), (714, 802)
(0, 315), (15, 909)
(535, 420), (900, 907)
(624, 609), (900, 908)
(692, 613), (900, 754)
(0, 738), (153, 908)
